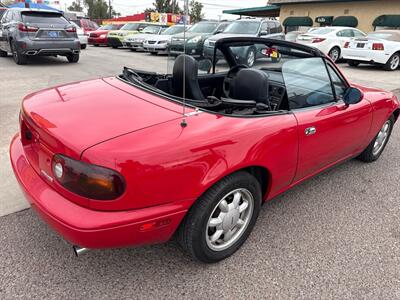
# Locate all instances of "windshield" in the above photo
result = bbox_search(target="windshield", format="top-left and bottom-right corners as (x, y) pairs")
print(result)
(121, 23), (140, 31)
(21, 12), (69, 25)
(162, 26), (184, 35)
(224, 21), (260, 34)
(308, 28), (335, 35)
(187, 22), (218, 33)
(100, 24), (122, 30)
(142, 26), (161, 34)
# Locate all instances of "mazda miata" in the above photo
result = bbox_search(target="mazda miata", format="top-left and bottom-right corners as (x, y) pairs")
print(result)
(10, 38), (399, 263)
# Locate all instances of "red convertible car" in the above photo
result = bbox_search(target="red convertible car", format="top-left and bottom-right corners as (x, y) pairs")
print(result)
(10, 38), (399, 263)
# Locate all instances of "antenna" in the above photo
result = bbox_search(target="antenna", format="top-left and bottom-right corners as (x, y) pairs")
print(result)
(180, 0), (189, 128)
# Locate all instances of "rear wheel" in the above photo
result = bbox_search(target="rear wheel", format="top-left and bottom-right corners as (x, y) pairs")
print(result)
(177, 171), (261, 263)
(130, 48), (136, 52)
(94, 44), (99, 47)
(81, 44), (87, 49)
(150, 52), (157, 55)
(358, 116), (394, 162)
(347, 60), (360, 67)
(66, 53), (79, 63)
(384, 52), (400, 71)
(328, 46), (340, 63)
(0, 48), (7, 57)
(112, 45), (118, 49)
(11, 40), (27, 65)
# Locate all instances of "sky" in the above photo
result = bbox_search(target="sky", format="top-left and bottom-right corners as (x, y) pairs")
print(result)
(59, 0), (268, 20)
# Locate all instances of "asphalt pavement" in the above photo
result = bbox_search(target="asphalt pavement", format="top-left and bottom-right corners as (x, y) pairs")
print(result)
(0, 46), (399, 299)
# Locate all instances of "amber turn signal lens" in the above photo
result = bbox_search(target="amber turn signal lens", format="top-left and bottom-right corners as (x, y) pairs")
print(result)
(52, 154), (125, 200)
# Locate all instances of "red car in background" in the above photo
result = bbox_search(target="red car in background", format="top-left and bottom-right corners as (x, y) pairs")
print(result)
(10, 38), (399, 263)
(88, 23), (125, 46)
(71, 18), (99, 35)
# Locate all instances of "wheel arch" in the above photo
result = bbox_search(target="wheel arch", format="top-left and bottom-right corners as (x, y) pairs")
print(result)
(393, 108), (400, 123)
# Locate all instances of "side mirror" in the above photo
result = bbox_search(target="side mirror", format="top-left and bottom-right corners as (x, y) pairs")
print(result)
(259, 31), (269, 36)
(343, 87), (363, 105)
(198, 59), (212, 74)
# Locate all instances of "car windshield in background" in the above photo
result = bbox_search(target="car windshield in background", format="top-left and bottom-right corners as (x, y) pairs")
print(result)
(187, 22), (218, 33)
(21, 12), (69, 24)
(224, 22), (260, 34)
(309, 28), (335, 35)
(367, 32), (400, 42)
(100, 24), (120, 30)
(121, 23), (140, 31)
(162, 26), (184, 35)
(142, 26), (161, 34)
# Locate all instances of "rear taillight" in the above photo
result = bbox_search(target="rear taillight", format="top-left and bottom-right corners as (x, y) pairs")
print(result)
(66, 26), (77, 33)
(372, 43), (384, 51)
(52, 154), (125, 200)
(344, 42), (350, 48)
(18, 23), (38, 32)
(312, 38), (326, 43)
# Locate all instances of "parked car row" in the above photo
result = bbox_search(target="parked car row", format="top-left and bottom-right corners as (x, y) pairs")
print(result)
(289, 26), (400, 70)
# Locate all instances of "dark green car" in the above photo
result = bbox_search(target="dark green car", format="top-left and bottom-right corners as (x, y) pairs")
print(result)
(169, 21), (230, 57)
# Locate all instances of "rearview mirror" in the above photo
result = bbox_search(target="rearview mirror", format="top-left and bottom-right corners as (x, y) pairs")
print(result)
(259, 31), (269, 36)
(198, 59), (212, 74)
(343, 87), (363, 105)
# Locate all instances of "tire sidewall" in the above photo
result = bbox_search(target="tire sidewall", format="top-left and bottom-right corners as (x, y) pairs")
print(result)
(329, 47), (340, 63)
(245, 47), (256, 67)
(371, 117), (394, 160)
(385, 53), (400, 71)
(190, 172), (261, 262)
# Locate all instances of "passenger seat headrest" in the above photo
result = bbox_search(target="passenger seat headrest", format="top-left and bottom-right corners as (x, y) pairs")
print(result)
(230, 69), (270, 105)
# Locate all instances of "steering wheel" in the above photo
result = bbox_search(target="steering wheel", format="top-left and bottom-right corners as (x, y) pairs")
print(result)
(223, 64), (248, 98)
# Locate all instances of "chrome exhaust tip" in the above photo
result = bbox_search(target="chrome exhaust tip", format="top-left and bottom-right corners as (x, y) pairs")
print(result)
(73, 246), (89, 257)
(26, 50), (38, 55)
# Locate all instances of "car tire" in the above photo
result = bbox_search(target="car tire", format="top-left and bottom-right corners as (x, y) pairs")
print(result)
(244, 47), (256, 67)
(358, 115), (394, 163)
(328, 46), (341, 63)
(130, 48), (136, 52)
(112, 45), (118, 49)
(150, 52), (157, 55)
(177, 171), (262, 263)
(383, 52), (400, 71)
(81, 44), (87, 50)
(94, 44), (99, 47)
(67, 53), (79, 63)
(11, 40), (27, 65)
(0, 49), (7, 57)
(347, 60), (360, 67)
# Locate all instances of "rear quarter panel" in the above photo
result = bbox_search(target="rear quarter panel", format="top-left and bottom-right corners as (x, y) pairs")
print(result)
(81, 112), (299, 211)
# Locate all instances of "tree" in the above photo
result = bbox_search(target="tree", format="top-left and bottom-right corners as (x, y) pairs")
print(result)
(147, 0), (182, 14)
(189, 0), (204, 23)
(84, 0), (109, 19)
(68, 0), (84, 12)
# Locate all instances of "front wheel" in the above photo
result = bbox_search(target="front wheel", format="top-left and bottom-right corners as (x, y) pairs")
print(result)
(81, 44), (87, 50)
(0, 48), (7, 57)
(384, 52), (400, 71)
(67, 53), (79, 63)
(358, 116), (394, 162)
(328, 46), (340, 63)
(177, 171), (261, 263)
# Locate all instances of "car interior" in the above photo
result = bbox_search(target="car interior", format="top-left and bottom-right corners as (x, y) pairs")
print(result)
(120, 41), (342, 116)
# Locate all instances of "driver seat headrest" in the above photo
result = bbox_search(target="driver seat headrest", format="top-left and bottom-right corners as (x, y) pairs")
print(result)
(229, 69), (270, 106)
(172, 54), (205, 101)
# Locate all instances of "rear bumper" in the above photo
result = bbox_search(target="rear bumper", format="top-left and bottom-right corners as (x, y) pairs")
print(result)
(17, 39), (80, 56)
(88, 37), (108, 45)
(9, 134), (187, 249)
(342, 49), (390, 65)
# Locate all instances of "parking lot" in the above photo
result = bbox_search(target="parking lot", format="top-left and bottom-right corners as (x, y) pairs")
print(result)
(1, 46), (400, 299)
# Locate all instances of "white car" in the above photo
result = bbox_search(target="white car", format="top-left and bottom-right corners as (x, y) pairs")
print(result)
(296, 26), (366, 62)
(71, 23), (88, 50)
(143, 25), (186, 55)
(123, 25), (167, 51)
(343, 30), (400, 71)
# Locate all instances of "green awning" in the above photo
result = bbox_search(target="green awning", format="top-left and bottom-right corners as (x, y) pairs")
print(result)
(223, 5), (280, 17)
(332, 16), (358, 27)
(283, 16), (313, 27)
(315, 16), (333, 24)
(373, 15), (400, 28)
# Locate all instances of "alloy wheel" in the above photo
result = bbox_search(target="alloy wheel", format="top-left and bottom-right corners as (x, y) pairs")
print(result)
(247, 49), (255, 67)
(329, 48), (340, 62)
(206, 188), (254, 251)
(372, 120), (391, 156)
(390, 54), (399, 70)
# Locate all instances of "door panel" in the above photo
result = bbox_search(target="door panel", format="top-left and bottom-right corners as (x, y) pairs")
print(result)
(293, 100), (372, 181)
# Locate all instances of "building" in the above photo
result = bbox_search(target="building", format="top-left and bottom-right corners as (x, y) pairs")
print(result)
(224, 1), (400, 34)
(270, 0), (400, 33)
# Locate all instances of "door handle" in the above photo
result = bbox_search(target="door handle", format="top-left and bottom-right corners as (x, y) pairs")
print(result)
(305, 126), (317, 136)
